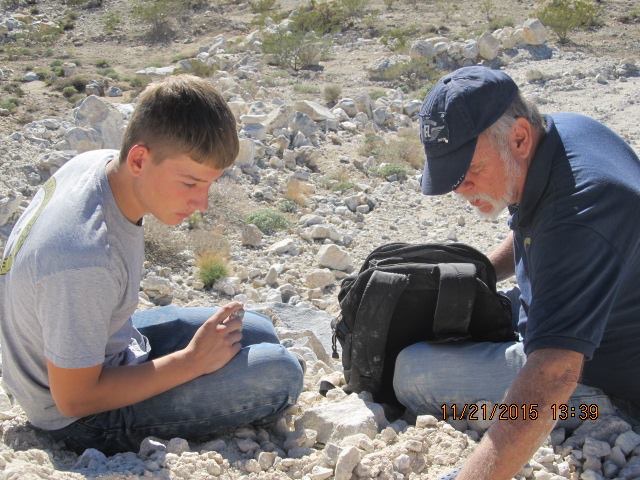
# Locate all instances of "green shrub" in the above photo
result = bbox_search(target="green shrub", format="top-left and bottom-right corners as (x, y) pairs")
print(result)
(323, 83), (341, 106)
(3, 82), (25, 97)
(360, 130), (424, 171)
(197, 252), (229, 288)
(370, 57), (440, 93)
(53, 75), (89, 94)
(186, 60), (216, 78)
(262, 28), (325, 71)
(62, 85), (78, 98)
(319, 169), (356, 192)
(131, 0), (185, 40)
(187, 211), (203, 229)
(103, 11), (122, 34)
(97, 67), (120, 80)
(618, 5), (640, 23)
(0, 97), (20, 112)
(277, 199), (298, 213)
(381, 25), (420, 52)
(249, 0), (277, 14)
(245, 209), (289, 235)
(293, 82), (320, 94)
(339, 0), (367, 18)
(291, 1), (347, 34)
(537, 0), (600, 43)
(376, 163), (407, 179)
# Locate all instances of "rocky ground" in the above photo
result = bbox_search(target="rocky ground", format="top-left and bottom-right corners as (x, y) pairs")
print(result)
(1, 0), (640, 479)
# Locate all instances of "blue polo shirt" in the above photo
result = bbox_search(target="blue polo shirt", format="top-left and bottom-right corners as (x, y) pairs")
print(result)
(508, 113), (640, 404)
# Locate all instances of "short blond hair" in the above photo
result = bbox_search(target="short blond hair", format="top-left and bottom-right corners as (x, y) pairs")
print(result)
(119, 75), (238, 168)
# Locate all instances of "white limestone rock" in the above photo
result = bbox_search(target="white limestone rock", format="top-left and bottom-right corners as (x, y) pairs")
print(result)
(317, 244), (353, 272)
(74, 95), (125, 150)
(522, 18), (547, 45)
(477, 32), (500, 61)
(297, 393), (387, 443)
(334, 445), (361, 480)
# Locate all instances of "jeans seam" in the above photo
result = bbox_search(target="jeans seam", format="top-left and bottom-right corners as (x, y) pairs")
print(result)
(128, 398), (291, 432)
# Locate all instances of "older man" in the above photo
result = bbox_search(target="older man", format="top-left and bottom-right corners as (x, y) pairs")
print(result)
(393, 66), (640, 480)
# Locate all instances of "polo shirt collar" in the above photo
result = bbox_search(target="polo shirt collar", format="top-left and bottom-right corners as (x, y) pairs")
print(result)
(508, 115), (560, 229)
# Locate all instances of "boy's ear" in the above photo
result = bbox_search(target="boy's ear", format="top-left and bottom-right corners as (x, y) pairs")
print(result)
(126, 144), (151, 175)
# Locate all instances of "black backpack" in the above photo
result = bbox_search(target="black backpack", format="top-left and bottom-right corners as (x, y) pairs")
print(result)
(331, 242), (516, 405)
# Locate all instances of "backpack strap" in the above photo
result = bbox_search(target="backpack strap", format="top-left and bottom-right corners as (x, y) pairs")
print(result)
(349, 269), (410, 393)
(432, 263), (477, 340)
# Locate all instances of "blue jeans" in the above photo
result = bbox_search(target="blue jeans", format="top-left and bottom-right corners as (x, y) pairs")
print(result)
(48, 306), (304, 455)
(393, 289), (635, 429)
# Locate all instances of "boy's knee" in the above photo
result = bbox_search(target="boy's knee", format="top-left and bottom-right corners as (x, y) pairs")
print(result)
(253, 344), (303, 401)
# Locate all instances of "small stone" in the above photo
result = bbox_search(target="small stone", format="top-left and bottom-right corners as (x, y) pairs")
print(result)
(258, 451), (277, 469)
(415, 415), (438, 428)
(166, 438), (190, 455)
(393, 453), (411, 473)
(244, 458), (261, 473)
(334, 446), (361, 480)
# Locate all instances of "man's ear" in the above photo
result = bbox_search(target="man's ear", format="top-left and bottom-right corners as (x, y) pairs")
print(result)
(125, 144), (151, 176)
(509, 117), (535, 162)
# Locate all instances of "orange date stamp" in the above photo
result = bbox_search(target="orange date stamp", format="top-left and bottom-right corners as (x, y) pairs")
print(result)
(441, 403), (600, 422)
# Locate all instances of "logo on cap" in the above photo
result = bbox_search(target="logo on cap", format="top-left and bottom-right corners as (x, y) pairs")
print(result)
(422, 112), (449, 145)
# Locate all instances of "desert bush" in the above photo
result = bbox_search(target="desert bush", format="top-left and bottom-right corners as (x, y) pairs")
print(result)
(381, 25), (420, 52)
(383, 0), (395, 10)
(3, 82), (25, 97)
(131, 0), (185, 40)
(370, 57), (440, 93)
(103, 11), (122, 34)
(293, 82), (320, 94)
(277, 199), (298, 213)
(97, 67), (120, 80)
(245, 209), (289, 234)
(376, 163), (408, 179)
(262, 28), (325, 71)
(197, 252), (229, 289)
(537, 0), (600, 43)
(179, 60), (216, 78)
(249, 0), (277, 14)
(339, 0), (367, 18)
(291, 1), (347, 34)
(319, 168), (356, 192)
(285, 178), (314, 206)
(323, 83), (341, 106)
(187, 211), (203, 230)
(62, 86), (78, 98)
(144, 218), (190, 269)
(360, 129), (424, 171)
(0, 97), (20, 112)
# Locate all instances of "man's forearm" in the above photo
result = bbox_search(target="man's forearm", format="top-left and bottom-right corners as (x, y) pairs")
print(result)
(457, 349), (583, 480)
(488, 232), (515, 282)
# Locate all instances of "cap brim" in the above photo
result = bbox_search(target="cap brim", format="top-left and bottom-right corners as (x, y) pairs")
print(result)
(420, 137), (477, 195)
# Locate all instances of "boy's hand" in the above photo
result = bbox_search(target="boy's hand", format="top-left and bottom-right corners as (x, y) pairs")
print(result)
(182, 301), (244, 377)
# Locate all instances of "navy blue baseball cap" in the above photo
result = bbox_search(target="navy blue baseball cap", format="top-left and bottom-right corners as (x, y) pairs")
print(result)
(419, 66), (519, 195)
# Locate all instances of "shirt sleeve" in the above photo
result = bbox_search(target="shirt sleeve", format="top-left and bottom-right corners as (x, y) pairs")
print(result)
(523, 223), (622, 359)
(36, 266), (121, 369)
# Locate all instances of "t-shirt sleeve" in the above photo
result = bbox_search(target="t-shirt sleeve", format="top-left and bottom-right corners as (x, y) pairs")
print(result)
(36, 266), (121, 369)
(523, 223), (622, 359)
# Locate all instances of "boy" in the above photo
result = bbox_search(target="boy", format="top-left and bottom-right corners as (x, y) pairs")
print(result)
(0, 75), (303, 455)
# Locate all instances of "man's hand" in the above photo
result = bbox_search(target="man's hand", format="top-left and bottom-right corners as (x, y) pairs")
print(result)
(456, 348), (583, 480)
(181, 301), (244, 377)
(48, 302), (245, 419)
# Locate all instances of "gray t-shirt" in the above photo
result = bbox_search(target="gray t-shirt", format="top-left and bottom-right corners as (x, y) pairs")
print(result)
(0, 149), (150, 430)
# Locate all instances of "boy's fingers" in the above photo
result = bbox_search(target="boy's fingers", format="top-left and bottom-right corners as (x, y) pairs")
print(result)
(208, 302), (244, 326)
